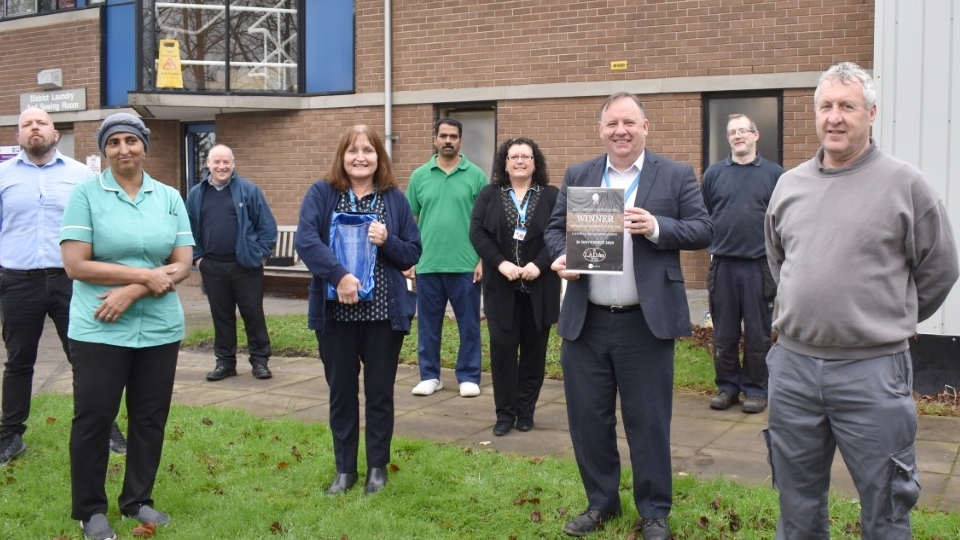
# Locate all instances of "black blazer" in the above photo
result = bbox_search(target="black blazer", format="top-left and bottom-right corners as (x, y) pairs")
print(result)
(470, 183), (561, 331)
(544, 152), (713, 340)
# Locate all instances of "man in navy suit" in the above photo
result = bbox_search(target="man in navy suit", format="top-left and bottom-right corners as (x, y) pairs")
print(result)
(545, 92), (712, 538)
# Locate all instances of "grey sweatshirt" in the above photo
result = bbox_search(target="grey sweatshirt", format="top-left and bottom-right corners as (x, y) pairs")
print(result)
(765, 142), (958, 360)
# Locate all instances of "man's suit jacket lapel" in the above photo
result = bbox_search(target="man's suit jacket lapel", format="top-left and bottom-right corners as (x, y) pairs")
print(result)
(579, 157), (606, 187)
(632, 152), (659, 208)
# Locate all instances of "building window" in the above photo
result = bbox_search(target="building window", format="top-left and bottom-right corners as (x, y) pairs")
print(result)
(702, 92), (782, 170)
(144, 1), (299, 93)
(1, 0), (83, 20)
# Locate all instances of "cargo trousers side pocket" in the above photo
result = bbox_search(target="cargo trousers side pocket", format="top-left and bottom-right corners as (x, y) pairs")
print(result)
(888, 445), (921, 521)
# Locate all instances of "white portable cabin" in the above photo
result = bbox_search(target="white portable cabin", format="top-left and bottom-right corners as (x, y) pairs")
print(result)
(874, 0), (960, 391)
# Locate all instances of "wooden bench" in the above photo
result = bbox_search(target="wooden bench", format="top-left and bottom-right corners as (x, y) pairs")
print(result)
(264, 225), (310, 277)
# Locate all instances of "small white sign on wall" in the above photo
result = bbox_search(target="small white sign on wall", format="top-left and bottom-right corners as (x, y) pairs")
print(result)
(86, 155), (101, 174)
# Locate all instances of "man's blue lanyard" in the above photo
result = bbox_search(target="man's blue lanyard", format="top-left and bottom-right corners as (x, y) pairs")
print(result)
(509, 189), (530, 226)
(348, 188), (378, 213)
(603, 168), (641, 204)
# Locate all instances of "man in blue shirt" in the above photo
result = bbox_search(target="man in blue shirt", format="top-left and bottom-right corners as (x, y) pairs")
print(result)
(186, 144), (277, 381)
(0, 108), (126, 466)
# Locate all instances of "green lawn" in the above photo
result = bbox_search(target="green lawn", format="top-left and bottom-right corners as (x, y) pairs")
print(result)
(3, 394), (958, 539)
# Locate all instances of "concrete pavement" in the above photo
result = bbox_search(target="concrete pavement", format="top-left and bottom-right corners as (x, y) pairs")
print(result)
(16, 281), (960, 513)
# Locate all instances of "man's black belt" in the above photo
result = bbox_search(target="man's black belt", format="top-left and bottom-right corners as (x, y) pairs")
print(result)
(3, 267), (65, 276)
(589, 302), (640, 314)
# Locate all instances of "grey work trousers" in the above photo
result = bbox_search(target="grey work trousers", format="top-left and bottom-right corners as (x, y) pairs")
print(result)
(765, 344), (920, 540)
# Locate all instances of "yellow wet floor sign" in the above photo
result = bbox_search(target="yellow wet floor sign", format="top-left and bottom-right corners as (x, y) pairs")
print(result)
(157, 39), (184, 89)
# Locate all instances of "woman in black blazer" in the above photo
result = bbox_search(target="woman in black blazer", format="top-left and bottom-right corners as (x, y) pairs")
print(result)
(470, 137), (561, 436)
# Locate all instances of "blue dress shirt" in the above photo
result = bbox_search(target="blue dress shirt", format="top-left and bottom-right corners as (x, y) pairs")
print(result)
(0, 149), (94, 270)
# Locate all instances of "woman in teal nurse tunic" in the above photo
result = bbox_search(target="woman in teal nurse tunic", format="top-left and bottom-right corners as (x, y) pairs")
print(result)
(60, 113), (194, 540)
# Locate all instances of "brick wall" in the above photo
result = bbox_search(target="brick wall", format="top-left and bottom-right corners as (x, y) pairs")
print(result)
(368, 0), (874, 94)
(0, 0), (875, 291)
(142, 120), (183, 191)
(0, 18), (100, 114)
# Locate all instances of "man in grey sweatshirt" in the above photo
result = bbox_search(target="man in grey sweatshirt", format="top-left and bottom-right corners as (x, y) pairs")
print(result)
(764, 62), (959, 539)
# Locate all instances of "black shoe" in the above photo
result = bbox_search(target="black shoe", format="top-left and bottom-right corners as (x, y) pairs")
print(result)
(0, 434), (26, 466)
(635, 518), (671, 540)
(206, 365), (237, 381)
(364, 467), (387, 494)
(743, 396), (768, 414)
(710, 391), (739, 410)
(251, 363), (273, 380)
(493, 420), (513, 436)
(562, 509), (620, 537)
(515, 418), (535, 432)
(326, 472), (357, 494)
(109, 422), (127, 455)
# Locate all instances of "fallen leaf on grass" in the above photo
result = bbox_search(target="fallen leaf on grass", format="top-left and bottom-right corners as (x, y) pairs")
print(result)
(726, 510), (742, 531)
(131, 523), (156, 537)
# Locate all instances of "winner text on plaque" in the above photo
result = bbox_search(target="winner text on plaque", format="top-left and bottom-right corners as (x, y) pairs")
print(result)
(565, 186), (624, 274)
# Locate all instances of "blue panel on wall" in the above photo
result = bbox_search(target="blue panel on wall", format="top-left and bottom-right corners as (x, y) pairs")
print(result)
(104, 0), (137, 107)
(304, 0), (355, 94)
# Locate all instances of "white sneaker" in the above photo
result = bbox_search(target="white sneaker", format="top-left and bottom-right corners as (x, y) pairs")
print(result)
(412, 379), (443, 396)
(459, 382), (480, 397)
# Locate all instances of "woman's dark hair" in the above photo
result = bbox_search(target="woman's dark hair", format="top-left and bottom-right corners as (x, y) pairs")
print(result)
(326, 125), (398, 192)
(491, 137), (550, 187)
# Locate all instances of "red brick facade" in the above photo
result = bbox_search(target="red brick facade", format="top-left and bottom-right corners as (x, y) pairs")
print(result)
(0, 1), (876, 289)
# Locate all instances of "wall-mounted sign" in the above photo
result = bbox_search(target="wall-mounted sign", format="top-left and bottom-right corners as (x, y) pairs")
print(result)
(86, 155), (101, 175)
(0, 146), (20, 164)
(19, 89), (87, 113)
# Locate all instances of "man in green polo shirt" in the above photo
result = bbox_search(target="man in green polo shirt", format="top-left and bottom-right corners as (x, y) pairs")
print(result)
(407, 118), (487, 398)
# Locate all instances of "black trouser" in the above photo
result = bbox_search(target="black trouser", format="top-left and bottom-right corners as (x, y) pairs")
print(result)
(0, 269), (71, 438)
(317, 320), (403, 473)
(199, 259), (271, 367)
(561, 305), (674, 519)
(487, 291), (549, 424)
(707, 257), (773, 398)
(69, 339), (180, 521)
